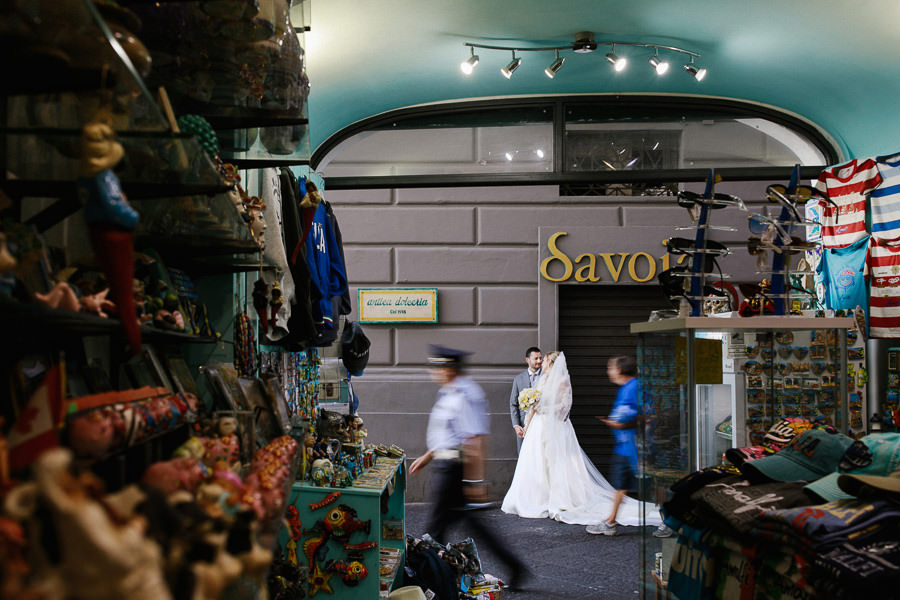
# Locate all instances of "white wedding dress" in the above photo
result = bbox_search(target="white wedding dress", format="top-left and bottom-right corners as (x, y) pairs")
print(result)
(501, 353), (662, 526)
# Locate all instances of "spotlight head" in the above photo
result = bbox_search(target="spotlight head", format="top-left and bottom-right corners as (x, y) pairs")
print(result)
(460, 53), (479, 75)
(684, 63), (707, 81)
(544, 53), (565, 78)
(501, 56), (522, 79)
(649, 54), (669, 75)
(606, 52), (627, 72)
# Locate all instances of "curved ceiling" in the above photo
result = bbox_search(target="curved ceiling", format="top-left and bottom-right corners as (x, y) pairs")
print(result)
(307, 0), (900, 162)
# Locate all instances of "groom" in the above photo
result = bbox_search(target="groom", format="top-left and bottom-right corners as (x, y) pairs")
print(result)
(509, 346), (542, 454)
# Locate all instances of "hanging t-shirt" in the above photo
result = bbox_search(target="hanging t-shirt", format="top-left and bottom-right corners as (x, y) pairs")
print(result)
(866, 236), (900, 337)
(818, 236), (869, 318)
(814, 158), (881, 248)
(870, 153), (900, 240)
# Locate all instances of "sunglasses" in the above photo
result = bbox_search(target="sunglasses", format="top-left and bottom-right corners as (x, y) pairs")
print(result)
(678, 190), (748, 211)
(766, 184), (835, 223)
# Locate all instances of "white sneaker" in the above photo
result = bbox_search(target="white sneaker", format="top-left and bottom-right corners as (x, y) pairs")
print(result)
(653, 523), (675, 538)
(586, 521), (618, 536)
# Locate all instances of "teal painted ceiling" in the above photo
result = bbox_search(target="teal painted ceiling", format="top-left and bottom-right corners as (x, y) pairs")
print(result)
(307, 0), (900, 162)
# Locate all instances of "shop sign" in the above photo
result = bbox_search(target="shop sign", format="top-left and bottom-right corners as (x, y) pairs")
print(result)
(358, 288), (438, 323)
(540, 231), (688, 284)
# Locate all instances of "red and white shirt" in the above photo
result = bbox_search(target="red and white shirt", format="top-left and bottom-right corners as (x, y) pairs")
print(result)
(814, 158), (882, 248)
(866, 236), (900, 337)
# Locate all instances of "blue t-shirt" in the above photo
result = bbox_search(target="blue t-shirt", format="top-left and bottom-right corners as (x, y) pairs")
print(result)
(610, 378), (639, 464)
(818, 235), (869, 317)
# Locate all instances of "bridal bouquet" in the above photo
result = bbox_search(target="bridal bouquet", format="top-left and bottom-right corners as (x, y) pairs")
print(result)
(517, 387), (541, 412)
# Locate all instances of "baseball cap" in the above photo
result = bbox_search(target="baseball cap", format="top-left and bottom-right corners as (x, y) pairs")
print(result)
(724, 418), (813, 467)
(805, 433), (900, 502)
(740, 428), (855, 484)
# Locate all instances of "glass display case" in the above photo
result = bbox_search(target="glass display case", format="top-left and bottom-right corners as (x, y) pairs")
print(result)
(630, 315), (857, 599)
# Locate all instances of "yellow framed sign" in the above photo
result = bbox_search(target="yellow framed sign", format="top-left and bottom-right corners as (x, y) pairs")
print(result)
(358, 288), (438, 323)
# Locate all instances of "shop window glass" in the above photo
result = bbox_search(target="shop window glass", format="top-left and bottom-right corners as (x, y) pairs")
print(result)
(319, 106), (553, 176)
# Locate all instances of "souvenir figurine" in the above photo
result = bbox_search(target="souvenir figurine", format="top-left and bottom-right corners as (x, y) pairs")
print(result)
(68, 409), (117, 458)
(141, 457), (207, 495)
(325, 556), (368, 586)
(269, 280), (283, 329)
(320, 504), (371, 543)
(303, 522), (330, 566)
(78, 117), (141, 354)
(252, 278), (269, 333)
(245, 196), (267, 249)
(29, 448), (171, 599)
(0, 233), (15, 274)
(34, 281), (80, 311)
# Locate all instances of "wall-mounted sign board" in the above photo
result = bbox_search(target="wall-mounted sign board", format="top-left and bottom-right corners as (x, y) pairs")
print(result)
(358, 288), (438, 323)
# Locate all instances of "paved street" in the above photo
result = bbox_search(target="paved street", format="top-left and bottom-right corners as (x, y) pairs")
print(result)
(405, 503), (647, 600)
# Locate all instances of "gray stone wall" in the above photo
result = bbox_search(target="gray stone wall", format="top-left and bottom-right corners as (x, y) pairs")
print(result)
(329, 182), (775, 501)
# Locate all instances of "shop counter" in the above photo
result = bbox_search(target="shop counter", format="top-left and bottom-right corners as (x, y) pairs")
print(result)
(280, 456), (406, 599)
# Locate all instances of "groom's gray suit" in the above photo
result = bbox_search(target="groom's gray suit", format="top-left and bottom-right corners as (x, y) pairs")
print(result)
(509, 368), (541, 454)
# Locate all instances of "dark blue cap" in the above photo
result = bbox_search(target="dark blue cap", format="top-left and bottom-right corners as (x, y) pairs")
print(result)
(428, 345), (472, 366)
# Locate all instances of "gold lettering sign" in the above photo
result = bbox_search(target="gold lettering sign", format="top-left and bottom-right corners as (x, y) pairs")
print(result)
(539, 232), (687, 284)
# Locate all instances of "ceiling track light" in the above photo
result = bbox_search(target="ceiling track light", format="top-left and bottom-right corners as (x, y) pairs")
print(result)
(684, 57), (707, 81)
(649, 50), (669, 75)
(460, 46), (479, 75)
(605, 43), (627, 72)
(461, 34), (704, 81)
(501, 50), (521, 79)
(544, 49), (565, 78)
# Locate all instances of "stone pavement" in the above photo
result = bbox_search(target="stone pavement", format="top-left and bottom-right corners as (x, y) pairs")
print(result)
(405, 502), (648, 600)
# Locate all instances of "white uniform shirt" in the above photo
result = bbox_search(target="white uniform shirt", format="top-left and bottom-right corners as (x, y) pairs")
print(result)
(426, 376), (490, 451)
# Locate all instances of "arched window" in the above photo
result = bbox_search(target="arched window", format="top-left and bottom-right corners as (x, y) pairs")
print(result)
(313, 96), (838, 191)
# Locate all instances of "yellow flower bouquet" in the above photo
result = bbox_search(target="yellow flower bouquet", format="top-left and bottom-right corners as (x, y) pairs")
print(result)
(517, 387), (541, 412)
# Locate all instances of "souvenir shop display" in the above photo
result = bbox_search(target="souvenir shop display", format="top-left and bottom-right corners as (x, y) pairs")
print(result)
(632, 315), (860, 599)
(0, 2), (405, 598)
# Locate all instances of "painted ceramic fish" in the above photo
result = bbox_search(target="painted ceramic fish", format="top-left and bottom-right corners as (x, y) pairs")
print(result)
(325, 558), (368, 586)
(321, 504), (371, 542)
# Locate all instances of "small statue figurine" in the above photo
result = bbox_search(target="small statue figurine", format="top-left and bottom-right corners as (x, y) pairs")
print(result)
(252, 279), (269, 333)
(269, 280), (283, 331)
(77, 116), (141, 354)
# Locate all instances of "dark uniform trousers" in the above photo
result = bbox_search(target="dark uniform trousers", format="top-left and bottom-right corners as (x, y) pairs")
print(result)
(426, 459), (522, 572)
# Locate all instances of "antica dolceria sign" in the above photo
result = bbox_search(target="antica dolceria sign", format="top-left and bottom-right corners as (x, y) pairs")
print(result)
(358, 288), (438, 323)
(540, 231), (687, 283)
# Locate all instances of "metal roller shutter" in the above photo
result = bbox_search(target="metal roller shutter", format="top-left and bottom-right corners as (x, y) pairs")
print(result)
(558, 284), (668, 471)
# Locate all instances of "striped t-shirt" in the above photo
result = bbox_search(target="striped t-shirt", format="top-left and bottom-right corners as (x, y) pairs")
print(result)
(870, 154), (900, 240)
(814, 158), (882, 248)
(867, 236), (900, 338)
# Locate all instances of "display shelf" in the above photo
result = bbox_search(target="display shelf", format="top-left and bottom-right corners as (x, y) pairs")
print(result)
(170, 98), (310, 130)
(138, 236), (261, 258)
(0, 299), (218, 347)
(281, 457), (406, 599)
(223, 156), (311, 169)
(172, 257), (278, 276)
(631, 315), (856, 334)
(1, 129), (229, 190)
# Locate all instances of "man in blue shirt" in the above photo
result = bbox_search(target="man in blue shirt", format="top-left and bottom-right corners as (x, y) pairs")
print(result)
(587, 355), (639, 536)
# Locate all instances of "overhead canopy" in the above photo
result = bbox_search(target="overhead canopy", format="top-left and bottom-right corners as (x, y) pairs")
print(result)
(308, 0), (900, 161)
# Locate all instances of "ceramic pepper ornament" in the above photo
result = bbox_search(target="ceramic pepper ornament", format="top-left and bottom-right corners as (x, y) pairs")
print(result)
(77, 114), (141, 354)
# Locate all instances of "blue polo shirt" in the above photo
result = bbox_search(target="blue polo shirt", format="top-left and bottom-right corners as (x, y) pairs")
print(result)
(609, 378), (639, 467)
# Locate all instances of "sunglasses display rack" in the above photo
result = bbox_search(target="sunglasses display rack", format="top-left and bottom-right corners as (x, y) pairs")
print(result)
(661, 173), (747, 315)
(746, 170), (831, 314)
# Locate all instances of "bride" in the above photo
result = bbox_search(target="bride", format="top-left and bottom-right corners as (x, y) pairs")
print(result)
(501, 351), (661, 527)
